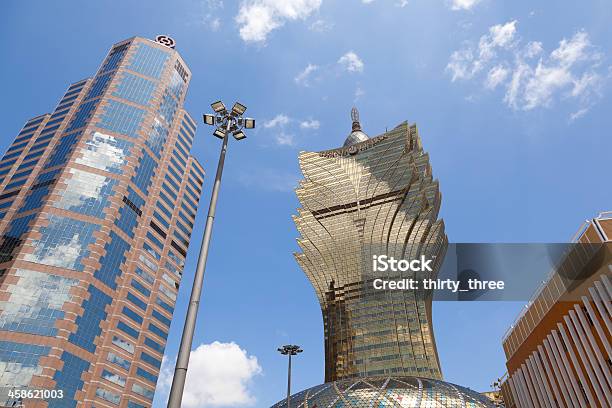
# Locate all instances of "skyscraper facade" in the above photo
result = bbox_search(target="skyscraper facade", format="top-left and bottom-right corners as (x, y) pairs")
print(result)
(294, 109), (447, 382)
(274, 110), (494, 407)
(500, 212), (611, 408)
(0, 36), (204, 407)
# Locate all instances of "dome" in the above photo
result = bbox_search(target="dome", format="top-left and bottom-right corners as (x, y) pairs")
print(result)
(343, 107), (369, 147)
(271, 376), (496, 408)
(343, 130), (369, 147)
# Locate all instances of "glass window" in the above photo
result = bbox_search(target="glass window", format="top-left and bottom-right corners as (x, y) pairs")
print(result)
(131, 382), (155, 400)
(98, 100), (145, 138)
(112, 336), (134, 354)
(0, 341), (50, 390)
(164, 175), (179, 193)
(191, 164), (204, 183)
(146, 118), (169, 159)
(139, 254), (159, 272)
(76, 131), (134, 174)
(160, 190), (174, 209)
(158, 283), (177, 302)
(153, 211), (170, 229)
(68, 285), (112, 352)
(146, 232), (163, 250)
(155, 296), (174, 313)
(117, 321), (139, 339)
(54, 168), (118, 218)
(25, 215), (100, 271)
(116, 187), (144, 238)
(122, 306), (144, 324)
(176, 219), (191, 237)
(159, 91), (178, 125)
(174, 230), (189, 247)
(131, 279), (151, 297)
(95, 232), (130, 289)
(127, 292), (147, 311)
(45, 131), (82, 168)
(51, 352), (90, 406)
(107, 352), (131, 370)
(66, 100), (98, 132)
(101, 369), (126, 387)
(128, 43), (169, 79)
(134, 266), (155, 285)
(156, 201), (172, 219)
(0, 269), (78, 337)
(85, 72), (113, 100)
(95, 387), (120, 405)
(152, 309), (171, 327)
(100, 42), (129, 73)
(136, 366), (158, 384)
(113, 72), (156, 106)
(140, 351), (161, 369)
(131, 149), (157, 194)
(148, 322), (168, 340)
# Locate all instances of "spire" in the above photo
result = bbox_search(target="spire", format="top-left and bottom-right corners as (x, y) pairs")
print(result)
(351, 107), (361, 132)
(343, 106), (369, 147)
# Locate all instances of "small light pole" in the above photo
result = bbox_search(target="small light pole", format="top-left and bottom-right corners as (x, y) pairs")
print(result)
(167, 101), (255, 408)
(278, 345), (303, 408)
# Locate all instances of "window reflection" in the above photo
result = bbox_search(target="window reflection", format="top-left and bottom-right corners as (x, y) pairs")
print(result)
(25, 215), (99, 271)
(55, 168), (118, 218)
(76, 131), (133, 174)
(0, 269), (78, 336)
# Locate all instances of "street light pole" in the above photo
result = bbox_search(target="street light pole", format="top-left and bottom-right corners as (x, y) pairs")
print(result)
(278, 345), (303, 408)
(167, 101), (255, 408)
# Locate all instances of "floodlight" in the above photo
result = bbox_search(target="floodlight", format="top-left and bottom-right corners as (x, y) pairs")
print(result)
(211, 101), (226, 113)
(213, 127), (226, 139)
(232, 130), (246, 140)
(203, 114), (215, 126)
(231, 102), (247, 116)
(243, 118), (255, 129)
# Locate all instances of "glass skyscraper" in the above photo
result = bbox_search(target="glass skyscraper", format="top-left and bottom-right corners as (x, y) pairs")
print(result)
(277, 109), (496, 407)
(294, 108), (446, 381)
(0, 36), (204, 407)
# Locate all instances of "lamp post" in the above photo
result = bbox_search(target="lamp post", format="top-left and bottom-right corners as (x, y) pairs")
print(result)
(278, 345), (303, 408)
(167, 101), (255, 408)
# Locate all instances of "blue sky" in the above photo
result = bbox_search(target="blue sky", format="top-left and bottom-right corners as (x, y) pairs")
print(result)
(2, 0), (612, 406)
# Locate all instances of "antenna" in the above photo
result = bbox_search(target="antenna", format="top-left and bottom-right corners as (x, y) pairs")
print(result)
(351, 107), (361, 131)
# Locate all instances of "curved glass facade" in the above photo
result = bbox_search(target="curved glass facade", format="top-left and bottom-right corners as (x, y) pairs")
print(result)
(271, 376), (496, 408)
(294, 119), (447, 381)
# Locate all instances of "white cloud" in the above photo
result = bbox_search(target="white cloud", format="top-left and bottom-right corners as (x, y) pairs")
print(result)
(158, 342), (261, 407)
(309, 19), (333, 32)
(275, 132), (295, 146)
(338, 51), (364, 73)
(396, 0), (409, 6)
(486, 65), (509, 89)
(235, 0), (322, 43)
(210, 17), (221, 31)
(450, 0), (483, 11)
(447, 23), (608, 117)
(294, 63), (319, 86)
(300, 119), (320, 129)
(524, 41), (543, 58)
(263, 114), (290, 128)
(262, 114), (318, 146)
(569, 107), (589, 122)
(201, 0), (224, 31)
(354, 86), (365, 101)
(446, 20), (517, 81)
